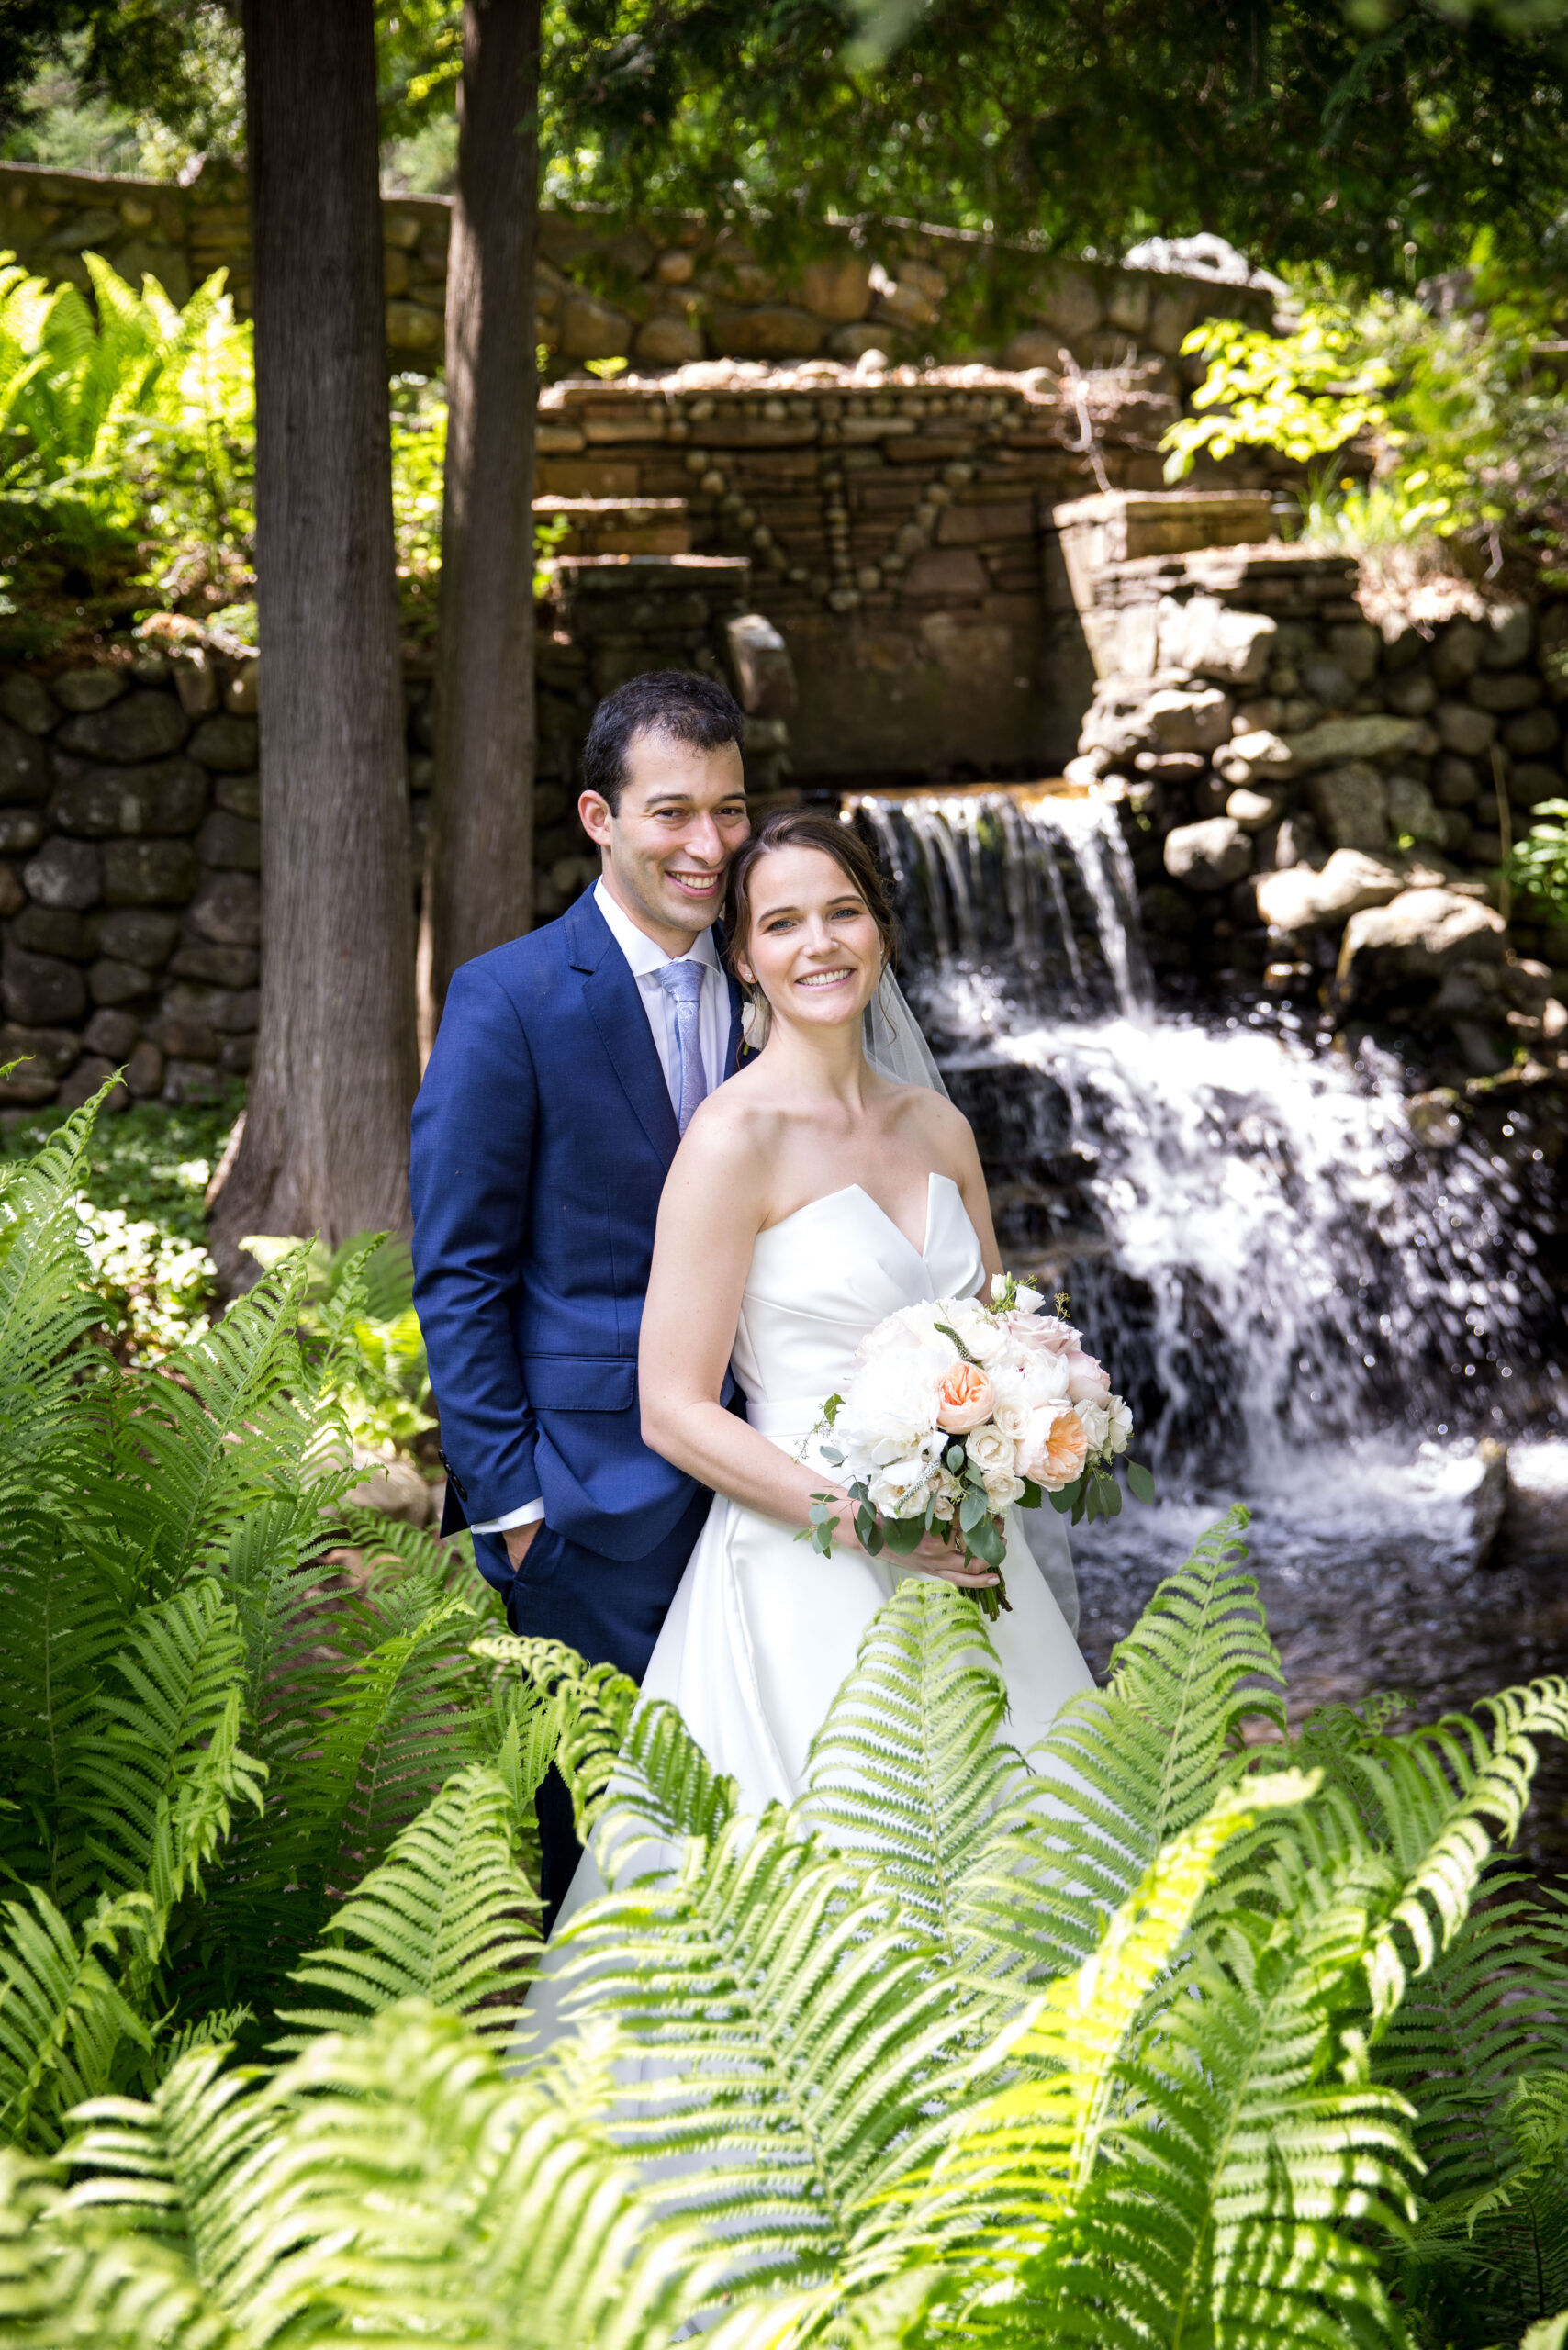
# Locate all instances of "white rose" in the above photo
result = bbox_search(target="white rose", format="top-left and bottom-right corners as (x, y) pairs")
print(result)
(964, 1424), (1017, 1483)
(984, 1472), (1025, 1513)
(990, 1273), (1010, 1304)
(1103, 1395), (1133, 1456)
(1010, 1310), (1081, 1359)
(1013, 1282), (1046, 1315)
(857, 1299), (949, 1362)
(1072, 1396), (1111, 1455)
(868, 1449), (940, 1517)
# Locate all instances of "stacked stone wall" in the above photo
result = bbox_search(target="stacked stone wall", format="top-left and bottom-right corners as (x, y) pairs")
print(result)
(0, 157), (1275, 376)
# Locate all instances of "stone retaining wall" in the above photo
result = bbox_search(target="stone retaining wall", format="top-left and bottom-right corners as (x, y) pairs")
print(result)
(0, 157), (1275, 376)
(1065, 502), (1568, 1079)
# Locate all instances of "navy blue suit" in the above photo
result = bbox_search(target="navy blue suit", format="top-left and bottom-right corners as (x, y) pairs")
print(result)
(409, 888), (742, 1913)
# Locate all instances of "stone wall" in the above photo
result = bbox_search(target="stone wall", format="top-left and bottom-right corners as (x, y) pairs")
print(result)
(1065, 498), (1568, 1080)
(0, 157), (1275, 375)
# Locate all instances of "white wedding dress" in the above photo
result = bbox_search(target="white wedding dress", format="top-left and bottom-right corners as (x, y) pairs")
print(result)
(522, 1172), (1092, 2036)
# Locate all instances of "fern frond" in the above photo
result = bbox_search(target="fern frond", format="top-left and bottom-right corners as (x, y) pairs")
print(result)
(0, 1887), (153, 2151)
(0, 2142), (237, 2350)
(0, 1087), (110, 1471)
(276, 1762), (540, 2047)
(474, 1632), (640, 1841)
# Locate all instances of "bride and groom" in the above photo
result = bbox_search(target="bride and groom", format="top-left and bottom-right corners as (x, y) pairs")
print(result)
(409, 667), (1089, 1931)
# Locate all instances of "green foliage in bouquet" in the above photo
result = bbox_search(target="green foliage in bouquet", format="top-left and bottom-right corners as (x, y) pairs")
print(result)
(6, 1098), (1568, 2348)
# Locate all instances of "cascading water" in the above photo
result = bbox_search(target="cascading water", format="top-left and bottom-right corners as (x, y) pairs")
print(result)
(852, 786), (1568, 1777)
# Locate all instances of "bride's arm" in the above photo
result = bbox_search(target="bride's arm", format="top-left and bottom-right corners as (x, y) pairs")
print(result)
(639, 1103), (846, 1529)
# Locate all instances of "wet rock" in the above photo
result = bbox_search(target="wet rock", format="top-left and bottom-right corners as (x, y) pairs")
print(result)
(186, 713), (259, 772)
(0, 721), (47, 803)
(1336, 887), (1507, 1007)
(1404, 1088), (1462, 1147)
(1156, 596), (1276, 687)
(1163, 816), (1252, 892)
(0, 677), (57, 734)
(1283, 714), (1420, 771)
(55, 690), (188, 763)
(1213, 729), (1292, 788)
(1470, 1438), (1510, 1565)
(21, 837), (102, 910)
(1435, 701), (1497, 757)
(3, 945), (86, 1024)
(103, 840), (200, 905)
(1256, 848), (1405, 932)
(1307, 762), (1387, 853)
(51, 668), (126, 713)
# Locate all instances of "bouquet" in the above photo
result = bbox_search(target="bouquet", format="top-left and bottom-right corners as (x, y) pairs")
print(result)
(800, 1273), (1153, 1621)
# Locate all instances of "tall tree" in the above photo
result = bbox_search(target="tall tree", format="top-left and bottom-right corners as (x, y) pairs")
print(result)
(420, 0), (541, 1045)
(209, 0), (418, 1270)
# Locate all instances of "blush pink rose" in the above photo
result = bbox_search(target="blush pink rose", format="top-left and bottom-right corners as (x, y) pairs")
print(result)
(1009, 1311), (1081, 1359)
(1015, 1400), (1090, 1490)
(936, 1360), (995, 1432)
(1065, 1348), (1112, 1403)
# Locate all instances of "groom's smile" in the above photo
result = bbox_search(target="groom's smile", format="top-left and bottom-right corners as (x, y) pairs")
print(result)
(579, 722), (750, 956)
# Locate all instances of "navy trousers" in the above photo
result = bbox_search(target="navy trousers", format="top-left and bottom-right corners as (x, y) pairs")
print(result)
(472, 1481), (713, 1926)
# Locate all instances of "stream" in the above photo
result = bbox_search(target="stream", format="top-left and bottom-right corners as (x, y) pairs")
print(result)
(853, 785), (1568, 1863)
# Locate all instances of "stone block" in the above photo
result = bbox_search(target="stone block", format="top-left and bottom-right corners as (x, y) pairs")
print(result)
(1302, 658), (1351, 707)
(88, 958), (155, 1006)
(1502, 706), (1559, 757)
(3, 945), (85, 1024)
(1507, 762), (1562, 811)
(51, 667), (126, 713)
(1212, 729), (1292, 787)
(710, 305), (826, 359)
(385, 298), (444, 356)
(1142, 686), (1233, 753)
(1148, 284), (1203, 356)
(1383, 669), (1436, 717)
(95, 908), (179, 967)
(124, 1039), (163, 1098)
(1326, 621), (1380, 684)
(187, 713), (259, 772)
(1001, 331), (1064, 372)
(633, 315), (705, 366)
(1430, 619), (1484, 688)
(1282, 714), (1419, 770)
(219, 1035), (254, 1076)
(0, 809), (43, 854)
(57, 1054), (125, 1112)
(103, 840), (200, 905)
(0, 1022), (80, 1098)
(84, 1006), (141, 1059)
(162, 1058), (227, 1102)
(827, 326), (890, 364)
(224, 660), (260, 716)
(1039, 266), (1103, 340)
(0, 676), (58, 734)
(1481, 602), (1533, 667)
(50, 755), (207, 837)
(196, 811), (262, 871)
(1163, 816), (1252, 892)
(1226, 787), (1285, 831)
(1435, 700), (1497, 757)
(215, 772), (261, 821)
(22, 836), (102, 910)
(1336, 887), (1506, 1008)
(55, 688), (188, 762)
(723, 613), (796, 716)
(0, 721), (48, 802)
(899, 547), (987, 599)
(935, 498), (1034, 545)
(1307, 761), (1387, 852)
(1432, 755), (1481, 807)
(0, 864), (19, 919)
(169, 939), (260, 987)
(12, 906), (91, 960)
(1256, 848), (1405, 932)
(1156, 597), (1277, 687)
(173, 655), (221, 717)
(1468, 670), (1540, 711)
(187, 871), (261, 946)
(799, 255), (872, 323)
(153, 1017), (220, 1062)
(1385, 773), (1444, 843)
(557, 292), (633, 361)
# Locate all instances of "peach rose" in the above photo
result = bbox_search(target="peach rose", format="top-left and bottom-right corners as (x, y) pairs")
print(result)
(1065, 1349), (1112, 1404)
(935, 1360), (994, 1432)
(1015, 1399), (1090, 1490)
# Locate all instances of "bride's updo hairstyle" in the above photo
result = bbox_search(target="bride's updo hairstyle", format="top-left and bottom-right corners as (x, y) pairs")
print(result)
(722, 810), (898, 991)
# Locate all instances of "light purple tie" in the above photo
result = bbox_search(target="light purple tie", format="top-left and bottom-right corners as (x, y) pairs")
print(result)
(655, 957), (707, 1135)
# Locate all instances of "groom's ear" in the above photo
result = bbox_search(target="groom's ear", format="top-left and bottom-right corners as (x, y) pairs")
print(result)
(578, 789), (613, 850)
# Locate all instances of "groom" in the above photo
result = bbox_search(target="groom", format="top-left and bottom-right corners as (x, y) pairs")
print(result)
(409, 668), (750, 1917)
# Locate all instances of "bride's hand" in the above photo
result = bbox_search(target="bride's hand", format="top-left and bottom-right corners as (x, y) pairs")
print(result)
(829, 1495), (999, 1588)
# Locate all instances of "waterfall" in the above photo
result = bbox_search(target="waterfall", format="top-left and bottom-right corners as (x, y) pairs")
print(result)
(848, 785), (1567, 1711)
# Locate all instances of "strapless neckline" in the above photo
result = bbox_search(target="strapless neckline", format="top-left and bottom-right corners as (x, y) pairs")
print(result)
(757, 1171), (959, 1264)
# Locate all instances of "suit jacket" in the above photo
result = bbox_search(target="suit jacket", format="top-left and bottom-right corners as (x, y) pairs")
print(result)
(409, 888), (743, 1568)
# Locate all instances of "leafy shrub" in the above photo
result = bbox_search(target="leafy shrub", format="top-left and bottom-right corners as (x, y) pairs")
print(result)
(5, 1093), (1568, 2348)
(249, 1228), (435, 1456)
(1508, 798), (1568, 931)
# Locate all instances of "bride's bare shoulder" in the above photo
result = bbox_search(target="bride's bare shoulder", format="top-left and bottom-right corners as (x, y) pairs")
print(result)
(670, 1064), (785, 1190)
(884, 1078), (976, 1156)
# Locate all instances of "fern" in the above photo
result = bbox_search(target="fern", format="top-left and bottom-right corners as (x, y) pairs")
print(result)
(0, 1887), (153, 2151)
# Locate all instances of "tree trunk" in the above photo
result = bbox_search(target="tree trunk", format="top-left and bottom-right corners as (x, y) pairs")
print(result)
(212, 0), (419, 1273)
(420, 0), (540, 1051)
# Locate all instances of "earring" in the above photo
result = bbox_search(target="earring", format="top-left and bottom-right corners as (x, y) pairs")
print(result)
(741, 980), (771, 1055)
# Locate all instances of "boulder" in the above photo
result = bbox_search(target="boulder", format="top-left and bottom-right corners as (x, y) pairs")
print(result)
(124, 1039), (162, 1098)
(21, 837), (103, 911)
(1432, 755), (1482, 807)
(1213, 728), (1293, 788)
(1307, 762), (1387, 853)
(0, 1021), (79, 1101)
(1156, 596), (1276, 688)
(1502, 706), (1559, 757)
(1282, 714), (1421, 771)
(51, 668), (126, 714)
(102, 840), (200, 906)
(84, 1006), (141, 1059)
(1326, 620), (1380, 684)
(1384, 669), (1436, 718)
(1430, 619), (1484, 688)
(1468, 670), (1540, 712)
(1226, 786), (1285, 831)
(186, 871), (261, 946)
(2, 946), (86, 1025)
(88, 958), (156, 1006)
(1142, 686), (1233, 754)
(1482, 603), (1533, 668)
(342, 1449), (437, 1527)
(723, 613), (797, 716)
(215, 773), (261, 821)
(173, 656), (221, 718)
(13, 907), (91, 961)
(57, 1054), (124, 1112)
(50, 756), (207, 838)
(1435, 701), (1497, 758)
(633, 315), (705, 367)
(186, 714), (259, 773)
(1385, 774), (1445, 844)
(798, 255), (872, 323)
(1255, 849), (1405, 933)
(0, 676), (57, 735)
(168, 939), (259, 987)
(55, 689), (188, 763)
(196, 811), (262, 872)
(0, 721), (48, 804)
(1336, 887), (1507, 1007)
(1163, 817), (1252, 892)
(0, 809), (44, 855)
(95, 908), (178, 968)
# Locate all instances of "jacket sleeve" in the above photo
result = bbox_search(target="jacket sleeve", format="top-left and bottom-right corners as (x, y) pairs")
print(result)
(409, 958), (542, 1527)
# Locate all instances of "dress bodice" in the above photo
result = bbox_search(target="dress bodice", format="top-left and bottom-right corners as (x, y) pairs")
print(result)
(733, 1174), (984, 1439)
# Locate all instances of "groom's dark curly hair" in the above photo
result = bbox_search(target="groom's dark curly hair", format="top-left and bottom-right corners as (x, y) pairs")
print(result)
(582, 668), (745, 812)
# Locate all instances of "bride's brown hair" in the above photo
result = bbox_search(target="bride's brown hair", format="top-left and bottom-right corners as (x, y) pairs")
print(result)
(722, 809), (897, 980)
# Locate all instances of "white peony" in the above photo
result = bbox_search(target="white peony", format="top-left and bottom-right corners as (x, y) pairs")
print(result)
(840, 1351), (943, 1465)
(868, 1445), (942, 1517)
(856, 1298), (950, 1362)
(989, 1353), (1070, 1438)
(943, 1294), (1010, 1367)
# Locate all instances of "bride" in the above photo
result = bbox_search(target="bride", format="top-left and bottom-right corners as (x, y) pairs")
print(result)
(527, 809), (1091, 1986)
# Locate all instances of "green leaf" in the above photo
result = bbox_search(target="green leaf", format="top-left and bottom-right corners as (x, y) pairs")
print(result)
(1126, 1458), (1157, 1504)
(958, 1489), (987, 1534)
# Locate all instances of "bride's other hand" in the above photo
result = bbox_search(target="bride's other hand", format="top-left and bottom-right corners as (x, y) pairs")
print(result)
(830, 1499), (998, 1585)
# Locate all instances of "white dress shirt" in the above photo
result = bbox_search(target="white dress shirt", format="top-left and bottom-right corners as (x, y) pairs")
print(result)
(468, 878), (733, 1538)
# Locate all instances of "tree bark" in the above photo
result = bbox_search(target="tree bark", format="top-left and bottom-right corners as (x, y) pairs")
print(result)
(420, 0), (540, 1051)
(212, 0), (419, 1272)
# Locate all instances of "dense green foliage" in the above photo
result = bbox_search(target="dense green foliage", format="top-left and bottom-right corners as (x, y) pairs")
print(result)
(5, 1095), (1568, 2345)
(1507, 800), (1568, 933)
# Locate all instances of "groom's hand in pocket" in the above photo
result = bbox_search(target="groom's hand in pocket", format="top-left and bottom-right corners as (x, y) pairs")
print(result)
(503, 1521), (543, 1572)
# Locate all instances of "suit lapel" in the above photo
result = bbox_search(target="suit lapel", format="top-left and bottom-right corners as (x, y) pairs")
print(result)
(567, 891), (681, 1169)
(723, 969), (744, 1077)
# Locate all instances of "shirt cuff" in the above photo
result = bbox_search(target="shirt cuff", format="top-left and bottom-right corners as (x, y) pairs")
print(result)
(468, 1496), (545, 1536)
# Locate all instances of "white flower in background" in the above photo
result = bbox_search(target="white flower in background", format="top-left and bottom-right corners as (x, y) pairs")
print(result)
(1013, 1282), (1046, 1315)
